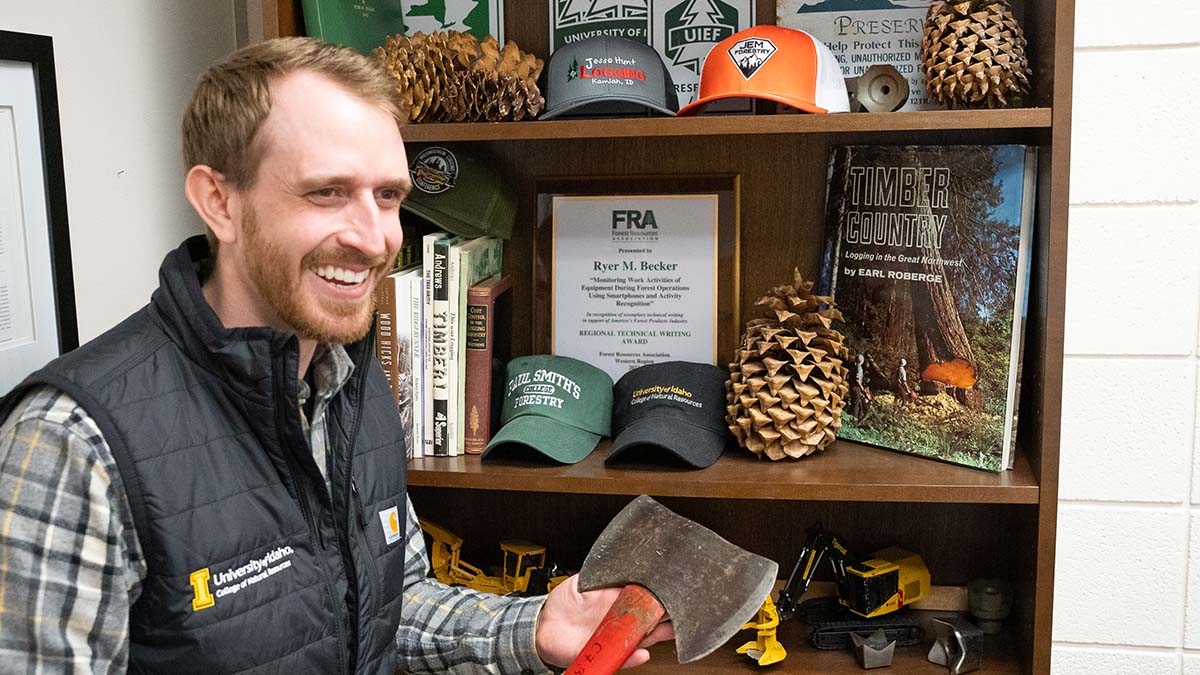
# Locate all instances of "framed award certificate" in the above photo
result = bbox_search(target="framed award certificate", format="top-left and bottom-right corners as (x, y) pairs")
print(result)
(534, 176), (738, 382)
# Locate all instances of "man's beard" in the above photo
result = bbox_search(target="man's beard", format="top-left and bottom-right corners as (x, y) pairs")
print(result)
(242, 207), (385, 344)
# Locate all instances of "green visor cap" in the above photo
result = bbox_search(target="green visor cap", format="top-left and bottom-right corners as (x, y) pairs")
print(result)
(401, 144), (517, 240)
(483, 354), (614, 464)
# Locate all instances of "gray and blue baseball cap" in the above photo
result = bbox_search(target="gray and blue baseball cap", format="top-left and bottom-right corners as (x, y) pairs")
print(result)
(541, 35), (679, 120)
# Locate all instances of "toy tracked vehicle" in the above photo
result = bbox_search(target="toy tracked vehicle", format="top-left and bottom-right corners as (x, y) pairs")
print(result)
(778, 525), (930, 620)
(419, 518), (568, 596)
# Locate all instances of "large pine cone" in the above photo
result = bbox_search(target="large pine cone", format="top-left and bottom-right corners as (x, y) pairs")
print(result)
(920, 0), (1031, 108)
(375, 31), (544, 123)
(726, 270), (850, 460)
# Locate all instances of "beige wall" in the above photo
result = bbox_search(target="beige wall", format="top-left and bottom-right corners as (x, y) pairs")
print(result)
(1, 0), (236, 344)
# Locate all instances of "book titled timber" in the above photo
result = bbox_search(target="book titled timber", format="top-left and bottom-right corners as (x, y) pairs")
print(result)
(818, 144), (1036, 472)
(463, 274), (513, 454)
(423, 231), (459, 457)
(301, 0), (407, 54)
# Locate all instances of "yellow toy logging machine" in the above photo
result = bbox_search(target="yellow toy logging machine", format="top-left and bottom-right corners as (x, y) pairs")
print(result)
(419, 518), (568, 596)
(738, 524), (931, 666)
(776, 524), (930, 620)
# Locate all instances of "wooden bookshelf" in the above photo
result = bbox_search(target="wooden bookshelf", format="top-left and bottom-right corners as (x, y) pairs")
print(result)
(636, 620), (1022, 675)
(263, 0), (1073, 672)
(398, 108), (1053, 142)
(410, 440), (1040, 504)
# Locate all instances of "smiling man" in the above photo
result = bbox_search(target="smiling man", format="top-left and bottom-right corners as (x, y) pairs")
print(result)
(0, 38), (670, 674)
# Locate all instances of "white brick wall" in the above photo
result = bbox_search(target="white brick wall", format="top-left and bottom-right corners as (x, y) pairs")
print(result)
(1053, 647), (1180, 675)
(1055, 0), (1200, 671)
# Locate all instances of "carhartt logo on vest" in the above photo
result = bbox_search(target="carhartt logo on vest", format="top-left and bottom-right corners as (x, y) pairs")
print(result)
(379, 506), (402, 545)
(189, 546), (296, 610)
(482, 355), (613, 464)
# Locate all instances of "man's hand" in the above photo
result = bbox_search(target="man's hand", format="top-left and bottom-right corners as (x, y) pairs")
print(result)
(534, 575), (675, 669)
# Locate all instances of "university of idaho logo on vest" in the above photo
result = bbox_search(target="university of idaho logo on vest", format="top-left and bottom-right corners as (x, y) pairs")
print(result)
(188, 546), (296, 611)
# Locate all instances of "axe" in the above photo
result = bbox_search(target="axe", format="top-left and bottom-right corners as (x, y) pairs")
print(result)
(566, 495), (778, 674)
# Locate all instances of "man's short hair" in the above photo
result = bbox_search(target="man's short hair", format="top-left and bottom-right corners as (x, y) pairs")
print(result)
(182, 37), (402, 251)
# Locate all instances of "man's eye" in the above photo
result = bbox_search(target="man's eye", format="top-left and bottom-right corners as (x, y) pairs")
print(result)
(376, 189), (403, 206)
(313, 188), (338, 198)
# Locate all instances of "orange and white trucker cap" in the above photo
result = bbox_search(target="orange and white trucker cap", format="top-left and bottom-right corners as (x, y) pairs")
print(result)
(677, 25), (849, 116)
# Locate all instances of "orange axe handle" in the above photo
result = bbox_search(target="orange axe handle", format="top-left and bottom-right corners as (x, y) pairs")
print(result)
(566, 584), (666, 675)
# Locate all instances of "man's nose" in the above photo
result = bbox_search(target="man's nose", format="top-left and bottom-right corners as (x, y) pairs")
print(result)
(340, 192), (388, 259)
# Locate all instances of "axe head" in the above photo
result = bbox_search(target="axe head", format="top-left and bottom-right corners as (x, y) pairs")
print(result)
(577, 495), (778, 663)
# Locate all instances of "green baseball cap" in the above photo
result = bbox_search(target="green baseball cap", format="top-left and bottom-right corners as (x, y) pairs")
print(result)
(482, 354), (613, 464)
(401, 144), (516, 240)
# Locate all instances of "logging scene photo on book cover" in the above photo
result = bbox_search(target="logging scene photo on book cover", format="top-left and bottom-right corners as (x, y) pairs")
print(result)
(819, 145), (1035, 472)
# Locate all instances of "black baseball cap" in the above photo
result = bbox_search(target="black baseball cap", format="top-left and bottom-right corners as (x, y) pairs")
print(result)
(607, 361), (732, 469)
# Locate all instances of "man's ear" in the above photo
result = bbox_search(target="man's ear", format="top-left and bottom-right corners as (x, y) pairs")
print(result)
(185, 165), (241, 245)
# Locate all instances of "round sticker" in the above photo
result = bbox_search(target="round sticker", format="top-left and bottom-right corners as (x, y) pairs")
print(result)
(410, 146), (459, 195)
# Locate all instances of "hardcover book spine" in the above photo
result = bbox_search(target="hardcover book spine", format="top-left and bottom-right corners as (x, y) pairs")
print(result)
(430, 237), (454, 456)
(445, 242), (463, 456)
(421, 232), (441, 457)
(373, 274), (399, 407)
(409, 273), (425, 459)
(455, 238), (503, 455)
(392, 273), (416, 461)
(1002, 147), (1039, 470)
(464, 276), (512, 454)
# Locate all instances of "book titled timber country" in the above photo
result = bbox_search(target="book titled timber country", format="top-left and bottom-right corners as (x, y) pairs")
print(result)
(818, 145), (1036, 472)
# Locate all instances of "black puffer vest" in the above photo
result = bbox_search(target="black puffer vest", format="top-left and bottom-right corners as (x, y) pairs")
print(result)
(0, 237), (408, 674)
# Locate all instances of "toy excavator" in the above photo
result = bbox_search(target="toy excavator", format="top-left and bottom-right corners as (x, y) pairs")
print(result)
(419, 518), (569, 597)
(776, 523), (930, 621)
(738, 524), (931, 665)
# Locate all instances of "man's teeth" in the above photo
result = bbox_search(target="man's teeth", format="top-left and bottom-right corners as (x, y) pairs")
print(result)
(315, 266), (369, 285)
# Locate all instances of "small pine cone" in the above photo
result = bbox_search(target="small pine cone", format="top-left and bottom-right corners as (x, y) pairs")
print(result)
(726, 269), (850, 460)
(920, 0), (1031, 108)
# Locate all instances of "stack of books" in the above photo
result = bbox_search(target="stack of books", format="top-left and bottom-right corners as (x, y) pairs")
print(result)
(374, 232), (511, 458)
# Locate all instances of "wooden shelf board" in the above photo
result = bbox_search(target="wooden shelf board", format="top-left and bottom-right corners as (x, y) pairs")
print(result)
(408, 440), (1038, 504)
(637, 619), (1020, 675)
(399, 108), (1052, 142)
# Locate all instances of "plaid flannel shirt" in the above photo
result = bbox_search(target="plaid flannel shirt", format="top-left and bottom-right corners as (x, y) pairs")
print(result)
(0, 344), (551, 675)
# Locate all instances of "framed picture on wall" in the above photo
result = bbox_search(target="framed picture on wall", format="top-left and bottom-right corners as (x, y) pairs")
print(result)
(0, 30), (76, 393)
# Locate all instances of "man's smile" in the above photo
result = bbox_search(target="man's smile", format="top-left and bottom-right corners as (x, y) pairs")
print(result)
(313, 265), (370, 286)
